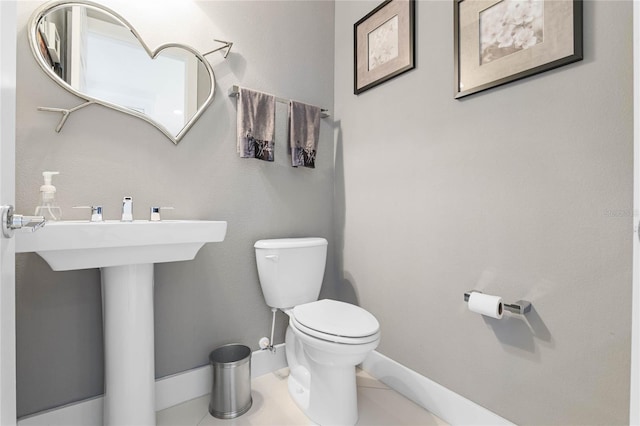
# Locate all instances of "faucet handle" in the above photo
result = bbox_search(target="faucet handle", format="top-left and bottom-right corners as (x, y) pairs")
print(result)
(73, 206), (103, 222)
(149, 206), (174, 222)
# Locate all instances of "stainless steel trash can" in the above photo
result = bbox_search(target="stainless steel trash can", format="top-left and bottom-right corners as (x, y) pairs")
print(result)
(209, 344), (252, 419)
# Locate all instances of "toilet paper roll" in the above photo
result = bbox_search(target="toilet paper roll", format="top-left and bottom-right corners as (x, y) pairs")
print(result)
(468, 292), (503, 319)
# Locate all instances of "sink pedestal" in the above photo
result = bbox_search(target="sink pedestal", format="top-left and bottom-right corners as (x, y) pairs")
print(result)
(15, 220), (228, 426)
(102, 264), (155, 425)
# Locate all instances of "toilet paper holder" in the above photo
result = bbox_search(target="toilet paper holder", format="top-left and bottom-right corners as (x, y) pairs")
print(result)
(464, 291), (532, 315)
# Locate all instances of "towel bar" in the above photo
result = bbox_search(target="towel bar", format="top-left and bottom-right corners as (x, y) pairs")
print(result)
(228, 85), (330, 118)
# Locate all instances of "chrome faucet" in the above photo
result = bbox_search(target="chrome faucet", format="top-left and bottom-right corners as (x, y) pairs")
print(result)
(1, 206), (45, 238)
(121, 197), (133, 222)
(73, 205), (104, 222)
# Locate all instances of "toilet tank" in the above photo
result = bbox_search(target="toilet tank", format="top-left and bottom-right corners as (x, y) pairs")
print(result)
(254, 238), (328, 309)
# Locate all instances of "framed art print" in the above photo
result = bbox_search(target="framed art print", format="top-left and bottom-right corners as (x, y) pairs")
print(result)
(454, 0), (582, 99)
(354, 0), (415, 95)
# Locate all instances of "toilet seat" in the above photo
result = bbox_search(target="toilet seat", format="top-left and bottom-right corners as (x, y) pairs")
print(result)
(290, 299), (380, 345)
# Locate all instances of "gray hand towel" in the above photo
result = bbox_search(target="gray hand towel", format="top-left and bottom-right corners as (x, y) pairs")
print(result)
(237, 88), (276, 162)
(288, 100), (321, 168)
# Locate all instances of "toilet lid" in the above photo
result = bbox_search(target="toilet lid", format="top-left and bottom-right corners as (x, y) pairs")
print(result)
(292, 299), (380, 340)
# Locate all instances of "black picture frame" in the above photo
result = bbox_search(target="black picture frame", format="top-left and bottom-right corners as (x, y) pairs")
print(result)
(354, 0), (415, 95)
(454, 0), (583, 99)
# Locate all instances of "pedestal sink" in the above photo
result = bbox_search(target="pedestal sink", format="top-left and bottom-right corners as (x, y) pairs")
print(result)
(15, 220), (227, 425)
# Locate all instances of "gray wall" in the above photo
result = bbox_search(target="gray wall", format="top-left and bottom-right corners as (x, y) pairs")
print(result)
(334, 1), (632, 425)
(15, 0), (336, 417)
(15, 0), (635, 423)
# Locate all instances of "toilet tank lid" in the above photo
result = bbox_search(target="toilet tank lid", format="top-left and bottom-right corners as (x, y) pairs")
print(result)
(254, 238), (328, 249)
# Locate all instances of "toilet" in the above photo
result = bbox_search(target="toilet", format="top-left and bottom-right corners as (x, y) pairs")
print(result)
(254, 237), (380, 426)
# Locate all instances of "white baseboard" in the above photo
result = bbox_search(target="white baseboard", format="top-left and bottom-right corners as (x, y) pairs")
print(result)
(17, 343), (287, 426)
(17, 397), (103, 426)
(19, 346), (511, 426)
(361, 350), (514, 426)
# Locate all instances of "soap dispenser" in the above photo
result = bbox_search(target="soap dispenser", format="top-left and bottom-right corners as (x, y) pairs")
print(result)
(34, 171), (62, 221)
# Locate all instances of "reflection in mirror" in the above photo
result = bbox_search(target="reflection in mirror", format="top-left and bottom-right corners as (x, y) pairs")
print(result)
(29, 1), (216, 144)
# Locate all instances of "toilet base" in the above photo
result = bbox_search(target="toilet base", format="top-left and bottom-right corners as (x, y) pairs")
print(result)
(285, 326), (379, 426)
(287, 358), (358, 426)
(302, 363), (358, 426)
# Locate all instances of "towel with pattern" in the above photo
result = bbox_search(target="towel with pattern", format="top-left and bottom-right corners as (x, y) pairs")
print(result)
(288, 100), (321, 168)
(237, 88), (276, 162)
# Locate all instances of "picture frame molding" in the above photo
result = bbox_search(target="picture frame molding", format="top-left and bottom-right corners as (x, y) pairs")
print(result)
(453, 0), (583, 99)
(354, 0), (416, 95)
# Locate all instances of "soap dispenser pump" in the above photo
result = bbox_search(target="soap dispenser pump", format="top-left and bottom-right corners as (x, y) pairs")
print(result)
(35, 171), (62, 221)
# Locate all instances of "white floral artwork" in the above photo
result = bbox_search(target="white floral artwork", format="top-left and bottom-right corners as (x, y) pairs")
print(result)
(479, 0), (544, 65)
(368, 15), (399, 71)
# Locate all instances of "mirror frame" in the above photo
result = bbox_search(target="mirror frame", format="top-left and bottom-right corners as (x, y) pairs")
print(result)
(28, 0), (216, 145)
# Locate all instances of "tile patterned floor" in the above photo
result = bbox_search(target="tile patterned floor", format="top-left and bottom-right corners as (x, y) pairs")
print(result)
(157, 368), (448, 426)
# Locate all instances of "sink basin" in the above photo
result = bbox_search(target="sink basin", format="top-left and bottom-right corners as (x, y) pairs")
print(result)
(15, 219), (227, 425)
(15, 220), (227, 271)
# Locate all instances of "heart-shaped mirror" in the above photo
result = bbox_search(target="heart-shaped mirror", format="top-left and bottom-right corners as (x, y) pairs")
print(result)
(28, 0), (216, 145)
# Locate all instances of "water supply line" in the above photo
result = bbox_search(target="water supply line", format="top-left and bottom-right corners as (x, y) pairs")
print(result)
(259, 308), (278, 353)
(270, 308), (277, 349)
